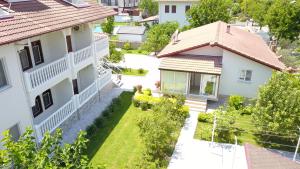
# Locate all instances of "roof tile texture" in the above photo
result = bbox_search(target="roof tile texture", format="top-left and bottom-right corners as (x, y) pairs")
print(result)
(0, 0), (116, 45)
(158, 21), (285, 70)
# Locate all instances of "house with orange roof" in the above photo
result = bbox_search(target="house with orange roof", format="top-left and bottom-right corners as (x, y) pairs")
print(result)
(0, 0), (116, 144)
(158, 21), (285, 102)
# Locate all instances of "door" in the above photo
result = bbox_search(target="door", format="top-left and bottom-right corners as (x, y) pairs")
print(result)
(200, 74), (218, 98)
(66, 35), (73, 53)
(189, 73), (201, 95)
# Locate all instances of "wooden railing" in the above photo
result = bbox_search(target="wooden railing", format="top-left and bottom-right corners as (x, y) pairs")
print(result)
(24, 57), (69, 91)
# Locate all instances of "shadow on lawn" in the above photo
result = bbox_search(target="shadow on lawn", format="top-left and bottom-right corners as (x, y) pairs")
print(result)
(86, 91), (134, 159)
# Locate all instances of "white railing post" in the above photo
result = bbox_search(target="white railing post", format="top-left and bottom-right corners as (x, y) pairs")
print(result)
(293, 128), (300, 161)
(211, 113), (217, 144)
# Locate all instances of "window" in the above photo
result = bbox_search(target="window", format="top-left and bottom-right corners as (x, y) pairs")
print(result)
(9, 124), (20, 142)
(19, 47), (32, 71)
(72, 79), (79, 94)
(32, 96), (43, 118)
(42, 89), (53, 109)
(239, 70), (252, 82)
(0, 59), (8, 89)
(185, 5), (190, 12)
(165, 5), (169, 13)
(31, 40), (44, 65)
(172, 5), (176, 13)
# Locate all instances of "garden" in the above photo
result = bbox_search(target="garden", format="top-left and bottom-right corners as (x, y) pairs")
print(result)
(86, 87), (189, 169)
(195, 72), (300, 152)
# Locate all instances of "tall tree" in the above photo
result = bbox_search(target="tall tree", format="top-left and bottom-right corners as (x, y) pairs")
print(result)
(252, 72), (300, 142)
(265, 0), (300, 41)
(139, 0), (158, 17)
(0, 128), (105, 169)
(142, 22), (178, 53)
(241, 0), (272, 28)
(186, 0), (232, 28)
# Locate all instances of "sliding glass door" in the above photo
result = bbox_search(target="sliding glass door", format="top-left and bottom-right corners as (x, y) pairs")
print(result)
(200, 74), (218, 97)
(161, 71), (188, 94)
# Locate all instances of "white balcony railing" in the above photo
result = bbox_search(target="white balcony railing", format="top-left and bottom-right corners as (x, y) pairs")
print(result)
(78, 82), (98, 107)
(35, 99), (76, 141)
(73, 46), (93, 65)
(34, 72), (112, 141)
(24, 57), (69, 91)
(94, 35), (109, 58)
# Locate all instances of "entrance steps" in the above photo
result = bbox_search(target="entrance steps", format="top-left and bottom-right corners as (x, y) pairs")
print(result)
(185, 98), (207, 112)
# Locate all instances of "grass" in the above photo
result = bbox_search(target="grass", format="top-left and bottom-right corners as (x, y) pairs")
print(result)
(121, 68), (148, 76)
(87, 92), (151, 169)
(121, 49), (150, 55)
(110, 35), (118, 41)
(114, 22), (130, 26)
(194, 114), (258, 145)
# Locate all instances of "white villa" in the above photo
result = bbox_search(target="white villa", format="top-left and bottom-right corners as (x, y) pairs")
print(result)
(100, 0), (139, 8)
(158, 21), (285, 101)
(157, 0), (197, 27)
(0, 0), (116, 144)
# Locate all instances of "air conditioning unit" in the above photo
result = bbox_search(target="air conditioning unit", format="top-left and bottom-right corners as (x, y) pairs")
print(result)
(72, 25), (85, 32)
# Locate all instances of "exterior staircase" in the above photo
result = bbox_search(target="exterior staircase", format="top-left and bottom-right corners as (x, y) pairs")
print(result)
(98, 58), (123, 87)
(185, 98), (207, 112)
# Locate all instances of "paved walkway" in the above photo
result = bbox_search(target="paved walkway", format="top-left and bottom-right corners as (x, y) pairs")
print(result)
(63, 88), (124, 143)
(168, 111), (248, 169)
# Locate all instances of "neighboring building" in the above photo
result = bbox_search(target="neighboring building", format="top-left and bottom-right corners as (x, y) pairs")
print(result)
(117, 26), (146, 42)
(139, 15), (159, 26)
(100, 0), (138, 8)
(157, 0), (197, 27)
(0, 0), (116, 144)
(158, 21), (285, 100)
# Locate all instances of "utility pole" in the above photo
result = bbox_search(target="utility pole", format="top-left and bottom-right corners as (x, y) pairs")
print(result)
(293, 127), (300, 161)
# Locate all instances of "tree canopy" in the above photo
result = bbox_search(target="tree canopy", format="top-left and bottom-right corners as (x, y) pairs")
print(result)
(265, 0), (300, 41)
(142, 22), (178, 53)
(252, 72), (300, 142)
(101, 16), (114, 35)
(0, 128), (104, 169)
(186, 0), (232, 28)
(139, 0), (158, 17)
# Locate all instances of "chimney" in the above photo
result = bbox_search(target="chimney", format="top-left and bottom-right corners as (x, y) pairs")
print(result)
(226, 25), (231, 33)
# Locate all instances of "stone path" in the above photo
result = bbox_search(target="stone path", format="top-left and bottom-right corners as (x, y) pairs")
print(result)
(63, 87), (125, 143)
(168, 110), (248, 169)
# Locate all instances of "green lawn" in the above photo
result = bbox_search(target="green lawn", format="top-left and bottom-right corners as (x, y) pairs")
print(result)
(87, 92), (151, 169)
(194, 114), (257, 145)
(121, 49), (150, 55)
(114, 22), (130, 26)
(121, 68), (148, 76)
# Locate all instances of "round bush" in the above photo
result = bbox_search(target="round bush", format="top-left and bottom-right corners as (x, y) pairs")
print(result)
(133, 99), (140, 107)
(140, 102), (148, 111)
(86, 124), (97, 137)
(94, 117), (104, 128)
(198, 113), (213, 123)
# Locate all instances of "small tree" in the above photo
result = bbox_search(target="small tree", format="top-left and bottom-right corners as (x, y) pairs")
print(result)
(265, 0), (300, 41)
(186, 0), (232, 28)
(0, 128), (105, 169)
(142, 22), (178, 53)
(101, 16), (114, 35)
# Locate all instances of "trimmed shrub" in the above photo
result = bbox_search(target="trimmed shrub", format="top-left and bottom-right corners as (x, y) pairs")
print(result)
(123, 42), (131, 50)
(133, 99), (140, 107)
(140, 102), (148, 111)
(133, 86), (137, 93)
(86, 124), (97, 137)
(240, 105), (254, 115)
(228, 95), (245, 110)
(179, 105), (189, 119)
(103, 109), (111, 117)
(138, 68), (144, 74)
(198, 113), (213, 123)
(112, 97), (121, 105)
(142, 88), (152, 96)
(94, 117), (104, 128)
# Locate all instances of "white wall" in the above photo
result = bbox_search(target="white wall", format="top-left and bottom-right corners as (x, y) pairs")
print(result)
(158, 1), (195, 27)
(219, 50), (273, 98)
(181, 46), (223, 56)
(118, 34), (145, 42)
(72, 24), (92, 51)
(0, 44), (33, 146)
(78, 65), (96, 92)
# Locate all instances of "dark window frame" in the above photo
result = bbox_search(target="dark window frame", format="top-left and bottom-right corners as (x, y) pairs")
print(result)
(42, 89), (53, 110)
(185, 5), (190, 12)
(66, 35), (73, 53)
(165, 5), (170, 13)
(32, 96), (43, 118)
(0, 59), (8, 89)
(172, 5), (176, 13)
(19, 47), (33, 71)
(31, 40), (44, 66)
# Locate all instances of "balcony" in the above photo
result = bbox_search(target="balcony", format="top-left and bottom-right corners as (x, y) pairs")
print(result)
(71, 45), (94, 72)
(34, 70), (112, 141)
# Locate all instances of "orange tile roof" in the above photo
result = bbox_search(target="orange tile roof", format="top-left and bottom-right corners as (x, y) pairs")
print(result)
(245, 144), (300, 169)
(158, 21), (285, 70)
(0, 0), (116, 45)
(159, 55), (222, 74)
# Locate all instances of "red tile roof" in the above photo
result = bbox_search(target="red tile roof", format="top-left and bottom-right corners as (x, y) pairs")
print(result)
(157, 21), (285, 70)
(0, 0), (116, 45)
(245, 144), (300, 169)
